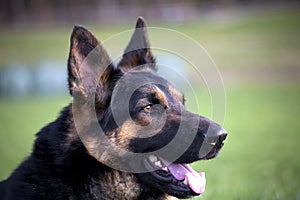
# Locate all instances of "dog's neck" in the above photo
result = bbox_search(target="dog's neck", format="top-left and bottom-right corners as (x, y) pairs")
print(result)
(86, 169), (176, 200)
(86, 169), (141, 199)
(54, 106), (176, 200)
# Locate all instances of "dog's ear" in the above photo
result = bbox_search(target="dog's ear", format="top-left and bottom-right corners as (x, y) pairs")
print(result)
(68, 25), (116, 98)
(118, 17), (155, 71)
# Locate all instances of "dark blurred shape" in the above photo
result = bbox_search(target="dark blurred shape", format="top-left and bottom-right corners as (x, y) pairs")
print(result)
(1, 0), (299, 26)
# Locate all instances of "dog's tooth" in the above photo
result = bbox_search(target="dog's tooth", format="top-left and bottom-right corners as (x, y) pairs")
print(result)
(162, 167), (168, 171)
(149, 155), (158, 163)
(155, 161), (162, 168)
(183, 178), (187, 185)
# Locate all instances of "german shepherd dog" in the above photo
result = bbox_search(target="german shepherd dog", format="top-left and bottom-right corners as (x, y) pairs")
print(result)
(0, 17), (227, 200)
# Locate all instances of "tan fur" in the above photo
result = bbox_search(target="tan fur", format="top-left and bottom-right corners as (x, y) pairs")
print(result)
(115, 120), (143, 148)
(168, 85), (184, 104)
(97, 170), (141, 200)
(89, 169), (177, 200)
(153, 85), (168, 108)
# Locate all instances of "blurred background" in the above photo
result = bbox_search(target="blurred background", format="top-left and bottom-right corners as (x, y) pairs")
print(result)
(0, 0), (300, 199)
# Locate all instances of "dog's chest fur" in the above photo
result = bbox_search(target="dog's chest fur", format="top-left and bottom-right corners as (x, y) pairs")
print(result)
(85, 170), (176, 200)
(89, 170), (141, 199)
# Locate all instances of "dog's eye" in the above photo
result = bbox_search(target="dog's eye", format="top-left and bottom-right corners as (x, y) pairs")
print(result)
(143, 105), (152, 111)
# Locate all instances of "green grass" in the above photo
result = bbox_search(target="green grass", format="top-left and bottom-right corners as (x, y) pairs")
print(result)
(0, 96), (71, 177)
(190, 84), (300, 200)
(1, 85), (300, 199)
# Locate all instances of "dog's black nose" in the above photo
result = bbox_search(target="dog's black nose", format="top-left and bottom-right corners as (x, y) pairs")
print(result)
(199, 123), (227, 159)
(207, 123), (227, 140)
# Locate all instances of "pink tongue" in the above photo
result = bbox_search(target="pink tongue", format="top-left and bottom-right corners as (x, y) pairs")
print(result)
(167, 163), (206, 194)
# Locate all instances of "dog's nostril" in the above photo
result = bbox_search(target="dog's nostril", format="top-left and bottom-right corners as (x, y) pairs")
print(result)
(218, 132), (227, 142)
(205, 124), (227, 143)
(198, 124), (227, 160)
(207, 123), (227, 137)
(216, 128), (227, 143)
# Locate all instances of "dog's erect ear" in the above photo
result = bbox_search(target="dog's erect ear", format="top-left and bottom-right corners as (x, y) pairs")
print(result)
(118, 17), (155, 71)
(68, 25), (115, 97)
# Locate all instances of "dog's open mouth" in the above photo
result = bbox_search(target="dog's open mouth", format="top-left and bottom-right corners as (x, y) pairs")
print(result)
(144, 155), (206, 196)
(142, 132), (227, 197)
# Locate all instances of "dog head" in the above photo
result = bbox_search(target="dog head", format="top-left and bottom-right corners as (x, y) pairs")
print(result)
(68, 17), (227, 199)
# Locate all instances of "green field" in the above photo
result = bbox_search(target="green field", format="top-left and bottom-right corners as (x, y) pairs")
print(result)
(195, 85), (300, 199)
(1, 85), (299, 199)
(0, 6), (300, 200)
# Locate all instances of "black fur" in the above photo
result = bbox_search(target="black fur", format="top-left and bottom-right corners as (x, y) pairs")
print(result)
(0, 17), (227, 200)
